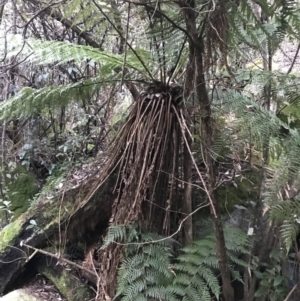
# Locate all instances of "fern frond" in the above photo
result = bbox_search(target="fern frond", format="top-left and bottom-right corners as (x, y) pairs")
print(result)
(0, 76), (104, 120)
(281, 220), (300, 251)
(116, 227), (249, 301)
(172, 227), (249, 301)
(5, 35), (150, 78)
(116, 229), (175, 301)
(270, 199), (300, 250)
(101, 224), (139, 250)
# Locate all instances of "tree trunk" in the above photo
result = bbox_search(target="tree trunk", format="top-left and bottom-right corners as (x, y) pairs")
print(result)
(179, 1), (234, 300)
(183, 126), (193, 246)
(0, 174), (115, 294)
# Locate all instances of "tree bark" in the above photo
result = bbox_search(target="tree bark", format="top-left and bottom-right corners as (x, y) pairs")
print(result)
(183, 125), (193, 246)
(179, 1), (234, 300)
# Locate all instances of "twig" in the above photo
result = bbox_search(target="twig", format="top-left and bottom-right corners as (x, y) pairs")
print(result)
(124, 0), (194, 43)
(284, 284), (299, 301)
(121, 2), (130, 88)
(110, 201), (209, 247)
(21, 0), (63, 37)
(286, 43), (300, 75)
(174, 107), (217, 217)
(22, 243), (97, 277)
(92, 0), (154, 80)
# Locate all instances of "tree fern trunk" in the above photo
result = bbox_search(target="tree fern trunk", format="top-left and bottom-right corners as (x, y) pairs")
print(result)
(179, 1), (234, 300)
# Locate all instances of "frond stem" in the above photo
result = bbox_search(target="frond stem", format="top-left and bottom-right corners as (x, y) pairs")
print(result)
(92, 0), (154, 80)
(121, 3), (131, 88)
(124, 0), (194, 43)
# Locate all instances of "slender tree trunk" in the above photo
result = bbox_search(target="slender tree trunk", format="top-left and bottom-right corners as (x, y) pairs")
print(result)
(247, 8), (272, 301)
(179, 1), (234, 300)
(183, 129), (193, 246)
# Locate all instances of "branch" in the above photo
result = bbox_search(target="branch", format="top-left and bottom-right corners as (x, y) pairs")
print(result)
(21, 0), (63, 37)
(24, 0), (102, 49)
(92, 0), (154, 80)
(22, 243), (98, 277)
(109, 201), (209, 247)
(125, 0), (194, 42)
(286, 43), (300, 75)
(284, 284), (299, 301)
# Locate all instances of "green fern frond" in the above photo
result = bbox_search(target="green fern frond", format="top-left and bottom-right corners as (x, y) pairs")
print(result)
(172, 227), (249, 301)
(116, 229), (175, 301)
(281, 220), (300, 251)
(270, 199), (300, 250)
(101, 224), (139, 250)
(269, 199), (300, 221)
(5, 36), (150, 77)
(116, 227), (249, 301)
(0, 76), (107, 120)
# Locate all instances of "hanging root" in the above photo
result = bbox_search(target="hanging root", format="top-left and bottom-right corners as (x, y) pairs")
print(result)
(97, 83), (188, 299)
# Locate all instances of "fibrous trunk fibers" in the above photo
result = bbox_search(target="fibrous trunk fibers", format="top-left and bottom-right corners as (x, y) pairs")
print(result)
(97, 86), (187, 300)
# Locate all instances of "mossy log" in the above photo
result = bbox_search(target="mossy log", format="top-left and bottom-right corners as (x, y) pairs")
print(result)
(0, 174), (115, 294)
(35, 256), (95, 301)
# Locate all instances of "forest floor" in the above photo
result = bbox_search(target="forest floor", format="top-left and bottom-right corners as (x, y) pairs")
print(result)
(24, 275), (66, 301)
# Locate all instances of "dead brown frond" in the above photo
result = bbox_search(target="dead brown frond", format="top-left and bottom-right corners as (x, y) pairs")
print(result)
(206, 0), (229, 71)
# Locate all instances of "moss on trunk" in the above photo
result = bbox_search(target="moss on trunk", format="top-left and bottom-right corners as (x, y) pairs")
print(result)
(0, 173), (116, 294)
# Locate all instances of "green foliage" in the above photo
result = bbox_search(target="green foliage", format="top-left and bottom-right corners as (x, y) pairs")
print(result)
(269, 199), (300, 250)
(2, 0), (300, 298)
(113, 226), (249, 301)
(0, 37), (151, 119)
(254, 248), (288, 301)
(5, 35), (150, 77)
(101, 224), (142, 250)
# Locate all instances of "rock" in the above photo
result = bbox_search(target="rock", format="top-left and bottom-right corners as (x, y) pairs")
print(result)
(0, 289), (43, 301)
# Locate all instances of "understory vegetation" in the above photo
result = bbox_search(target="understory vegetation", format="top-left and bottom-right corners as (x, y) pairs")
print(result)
(1, 0), (300, 301)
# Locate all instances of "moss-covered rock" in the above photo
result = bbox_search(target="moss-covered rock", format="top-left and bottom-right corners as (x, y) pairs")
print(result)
(0, 219), (23, 252)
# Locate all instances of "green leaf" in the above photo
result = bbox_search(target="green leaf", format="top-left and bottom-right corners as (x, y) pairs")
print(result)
(274, 276), (284, 286)
(254, 286), (268, 297)
(254, 271), (264, 279)
(270, 249), (282, 261)
(260, 279), (271, 287)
